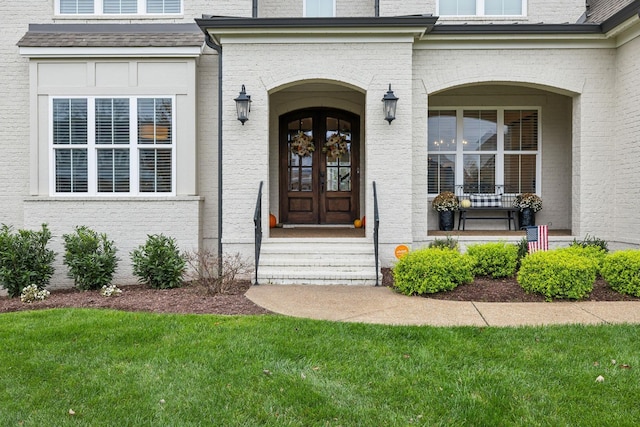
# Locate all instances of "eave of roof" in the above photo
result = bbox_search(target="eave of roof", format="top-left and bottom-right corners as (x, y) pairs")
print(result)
(195, 15), (439, 45)
(17, 23), (203, 49)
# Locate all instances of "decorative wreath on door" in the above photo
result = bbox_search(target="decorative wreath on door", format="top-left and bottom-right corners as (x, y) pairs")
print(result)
(323, 133), (348, 158)
(290, 131), (315, 157)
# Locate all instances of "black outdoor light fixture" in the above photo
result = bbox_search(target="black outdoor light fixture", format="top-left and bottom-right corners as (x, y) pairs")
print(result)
(234, 84), (251, 125)
(382, 83), (399, 124)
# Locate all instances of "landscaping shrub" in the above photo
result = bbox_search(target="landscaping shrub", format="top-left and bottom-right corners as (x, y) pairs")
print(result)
(601, 250), (640, 297)
(557, 245), (607, 276)
(428, 235), (459, 251)
(63, 226), (118, 291)
(0, 224), (56, 298)
(517, 249), (597, 301)
(393, 248), (473, 296)
(185, 250), (249, 295)
(131, 234), (186, 289)
(466, 242), (518, 278)
(570, 234), (609, 253)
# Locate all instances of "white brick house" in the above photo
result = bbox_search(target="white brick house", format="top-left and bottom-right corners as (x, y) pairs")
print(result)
(1, 0), (638, 287)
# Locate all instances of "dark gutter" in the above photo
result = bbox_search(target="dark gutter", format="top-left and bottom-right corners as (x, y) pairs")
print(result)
(430, 23), (603, 35)
(196, 14), (437, 30)
(202, 32), (224, 275)
(600, 0), (640, 33)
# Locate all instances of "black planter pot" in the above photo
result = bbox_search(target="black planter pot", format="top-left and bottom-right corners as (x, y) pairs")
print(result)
(439, 210), (455, 231)
(519, 208), (536, 229)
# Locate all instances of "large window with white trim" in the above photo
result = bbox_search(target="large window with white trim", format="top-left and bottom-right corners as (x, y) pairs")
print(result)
(57, 0), (181, 15)
(304, 0), (335, 17)
(52, 96), (174, 195)
(428, 108), (539, 195)
(438, 0), (526, 16)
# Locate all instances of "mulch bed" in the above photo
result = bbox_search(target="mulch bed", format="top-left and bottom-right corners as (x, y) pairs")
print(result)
(381, 268), (640, 303)
(2, 271), (638, 315)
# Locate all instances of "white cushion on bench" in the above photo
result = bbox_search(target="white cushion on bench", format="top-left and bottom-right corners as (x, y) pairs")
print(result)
(470, 194), (502, 208)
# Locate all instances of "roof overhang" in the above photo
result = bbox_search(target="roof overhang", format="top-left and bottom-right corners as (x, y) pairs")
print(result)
(18, 23), (204, 58)
(195, 15), (438, 46)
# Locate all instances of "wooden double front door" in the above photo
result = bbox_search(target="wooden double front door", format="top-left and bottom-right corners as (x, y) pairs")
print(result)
(279, 108), (360, 225)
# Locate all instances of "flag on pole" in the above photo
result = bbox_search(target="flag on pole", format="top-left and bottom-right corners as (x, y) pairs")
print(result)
(526, 225), (549, 253)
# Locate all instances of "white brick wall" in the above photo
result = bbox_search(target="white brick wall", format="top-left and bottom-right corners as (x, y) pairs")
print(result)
(23, 197), (202, 288)
(613, 35), (640, 246)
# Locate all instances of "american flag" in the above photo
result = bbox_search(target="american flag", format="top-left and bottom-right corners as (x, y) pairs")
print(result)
(526, 225), (549, 253)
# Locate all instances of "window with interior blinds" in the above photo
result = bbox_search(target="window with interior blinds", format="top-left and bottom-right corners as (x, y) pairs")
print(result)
(51, 96), (173, 195)
(428, 108), (539, 195)
(103, 0), (136, 13)
(59, 0), (94, 14)
(147, 0), (181, 13)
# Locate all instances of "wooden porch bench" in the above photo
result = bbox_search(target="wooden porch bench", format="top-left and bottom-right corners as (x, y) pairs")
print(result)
(456, 189), (518, 231)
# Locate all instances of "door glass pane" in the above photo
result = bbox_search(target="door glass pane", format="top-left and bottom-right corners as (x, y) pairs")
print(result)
(287, 117), (314, 192)
(463, 110), (497, 151)
(325, 117), (351, 192)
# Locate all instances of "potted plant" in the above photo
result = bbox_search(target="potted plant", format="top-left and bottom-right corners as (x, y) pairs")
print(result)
(432, 191), (459, 231)
(513, 193), (542, 228)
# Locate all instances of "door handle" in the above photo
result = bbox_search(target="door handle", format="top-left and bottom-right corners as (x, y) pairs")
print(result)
(320, 171), (325, 193)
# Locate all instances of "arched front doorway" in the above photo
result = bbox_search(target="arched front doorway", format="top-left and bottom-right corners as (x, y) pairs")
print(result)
(279, 108), (360, 224)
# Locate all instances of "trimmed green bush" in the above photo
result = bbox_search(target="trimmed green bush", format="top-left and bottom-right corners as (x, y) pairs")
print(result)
(0, 224), (56, 298)
(557, 245), (607, 276)
(393, 248), (473, 296)
(63, 226), (118, 291)
(601, 250), (640, 297)
(517, 249), (597, 301)
(131, 234), (186, 289)
(466, 242), (518, 278)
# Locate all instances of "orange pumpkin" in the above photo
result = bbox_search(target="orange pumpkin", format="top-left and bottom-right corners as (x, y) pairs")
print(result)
(269, 213), (277, 228)
(353, 218), (362, 228)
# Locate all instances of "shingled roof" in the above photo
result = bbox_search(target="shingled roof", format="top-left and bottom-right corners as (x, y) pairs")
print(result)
(17, 23), (203, 48)
(586, 0), (638, 23)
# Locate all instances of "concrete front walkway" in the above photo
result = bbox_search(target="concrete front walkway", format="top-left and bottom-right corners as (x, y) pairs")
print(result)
(245, 285), (640, 327)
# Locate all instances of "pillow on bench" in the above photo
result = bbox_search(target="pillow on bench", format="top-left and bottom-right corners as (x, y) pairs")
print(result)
(469, 194), (502, 208)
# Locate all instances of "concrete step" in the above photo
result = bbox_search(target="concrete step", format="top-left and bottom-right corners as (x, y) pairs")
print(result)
(256, 240), (380, 286)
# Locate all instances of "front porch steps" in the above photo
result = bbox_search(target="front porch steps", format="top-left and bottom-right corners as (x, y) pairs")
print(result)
(256, 239), (379, 286)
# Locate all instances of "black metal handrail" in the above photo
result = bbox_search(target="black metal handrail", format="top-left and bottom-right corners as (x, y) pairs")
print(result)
(253, 181), (263, 285)
(373, 181), (380, 286)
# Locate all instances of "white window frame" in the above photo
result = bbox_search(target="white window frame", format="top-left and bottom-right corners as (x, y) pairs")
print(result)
(303, 0), (336, 17)
(56, 0), (183, 16)
(427, 107), (541, 196)
(49, 96), (176, 197)
(437, 0), (527, 17)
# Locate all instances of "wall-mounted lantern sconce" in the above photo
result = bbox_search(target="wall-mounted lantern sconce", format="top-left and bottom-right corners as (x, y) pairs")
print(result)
(234, 84), (251, 125)
(382, 84), (399, 124)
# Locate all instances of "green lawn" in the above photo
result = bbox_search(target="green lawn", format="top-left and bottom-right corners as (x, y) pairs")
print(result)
(1, 309), (639, 426)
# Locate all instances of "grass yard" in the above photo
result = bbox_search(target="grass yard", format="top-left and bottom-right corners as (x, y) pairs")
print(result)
(1, 309), (639, 426)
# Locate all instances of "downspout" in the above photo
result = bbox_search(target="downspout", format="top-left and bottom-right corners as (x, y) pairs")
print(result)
(204, 32), (224, 274)
(253, 0), (258, 17)
(375, 0), (379, 17)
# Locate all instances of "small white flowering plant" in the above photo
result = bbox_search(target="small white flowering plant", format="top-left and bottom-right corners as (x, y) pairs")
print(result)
(20, 284), (50, 303)
(100, 284), (122, 297)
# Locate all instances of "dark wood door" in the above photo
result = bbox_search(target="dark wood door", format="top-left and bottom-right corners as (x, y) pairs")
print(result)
(279, 108), (360, 224)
